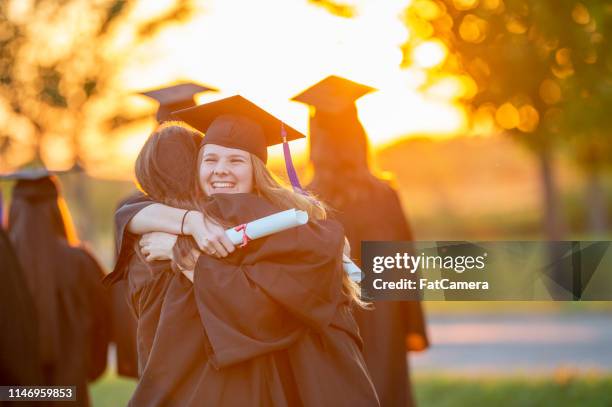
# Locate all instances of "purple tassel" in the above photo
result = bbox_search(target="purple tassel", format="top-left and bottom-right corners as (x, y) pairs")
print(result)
(281, 123), (307, 195)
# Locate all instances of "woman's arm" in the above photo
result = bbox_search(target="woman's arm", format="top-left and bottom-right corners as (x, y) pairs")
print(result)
(138, 232), (196, 283)
(128, 204), (235, 257)
(128, 203), (186, 235)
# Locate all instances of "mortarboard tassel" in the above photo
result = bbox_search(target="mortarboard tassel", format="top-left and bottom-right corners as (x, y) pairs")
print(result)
(281, 123), (307, 195)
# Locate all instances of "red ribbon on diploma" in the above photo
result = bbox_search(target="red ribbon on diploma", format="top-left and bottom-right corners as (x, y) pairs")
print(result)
(234, 224), (251, 247)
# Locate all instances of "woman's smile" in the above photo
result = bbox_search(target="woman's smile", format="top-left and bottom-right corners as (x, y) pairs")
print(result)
(209, 180), (237, 190)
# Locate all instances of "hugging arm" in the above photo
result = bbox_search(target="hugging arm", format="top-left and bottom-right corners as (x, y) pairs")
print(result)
(127, 202), (236, 257)
(138, 231), (198, 283)
(128, 204), (189, 235)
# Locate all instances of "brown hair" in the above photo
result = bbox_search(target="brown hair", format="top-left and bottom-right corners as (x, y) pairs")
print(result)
(134, 122), (209, 270)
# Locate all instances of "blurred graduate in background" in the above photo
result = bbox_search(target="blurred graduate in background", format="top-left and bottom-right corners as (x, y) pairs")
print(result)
(0, 193), (42, 391)
(139, 82), (216, 124)
(110, 82), (216, 379)
(295, 75), (430, 407)
(6, 170), (110, 407)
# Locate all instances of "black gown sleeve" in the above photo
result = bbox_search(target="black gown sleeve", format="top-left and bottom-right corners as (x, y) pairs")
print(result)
(104, 192), (154, 286)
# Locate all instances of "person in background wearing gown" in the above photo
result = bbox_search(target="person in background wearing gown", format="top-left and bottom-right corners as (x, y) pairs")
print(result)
(110, 82), (216, 379)
(8, 172), (111, 407)
(293, 76), (429, 407)
(104, 95), (380, 406)
(0, 209), (43, 394)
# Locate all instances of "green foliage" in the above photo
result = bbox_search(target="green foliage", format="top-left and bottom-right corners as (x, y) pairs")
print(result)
(403, 0), (611, 162)
(404, 0), (572, 149)
(559, 1), (612, 171)
(88, 371), (612, 407)
(403, 0), (611, 235)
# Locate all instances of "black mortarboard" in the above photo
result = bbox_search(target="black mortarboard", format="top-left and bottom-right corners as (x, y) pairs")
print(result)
(11, 176), (59, 202)
(172, 95), (304, 163)
(139, 82), (216, 123)
(1, 167), (80, 223)
(291, 75), (376, 114)
(0, 169), (61, 202)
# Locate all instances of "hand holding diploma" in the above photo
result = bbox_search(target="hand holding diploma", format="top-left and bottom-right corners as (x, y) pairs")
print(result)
(225, 209), (309, 246)
(224, 209), (362, 281)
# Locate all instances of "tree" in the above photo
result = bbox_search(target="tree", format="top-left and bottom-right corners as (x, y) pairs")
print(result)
(0, 0), (195, 169)
(0, 0), (195, 239)
(559, 0), (612, 235)
(402, 0), (581, 241)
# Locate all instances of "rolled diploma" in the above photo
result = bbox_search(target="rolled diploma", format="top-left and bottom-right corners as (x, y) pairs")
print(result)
(343, 255), (363, 283)
(224, 209), (362, 282)
(225, 209), (309, 244)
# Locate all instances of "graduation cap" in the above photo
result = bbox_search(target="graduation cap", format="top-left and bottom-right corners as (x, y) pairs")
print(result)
(0, 168), (62, 203)
(172, 95), (306, 192)
(139, 82), (216, 123)
(291, 75), (376, 114)
(0, 167), (80, 225)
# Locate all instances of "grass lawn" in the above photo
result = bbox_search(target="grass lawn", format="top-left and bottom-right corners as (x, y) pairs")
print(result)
(90, 371), (136, 407)
(423, 301), (612, 315)
(413, 374), (612, 407)
(89, 371), (612, 406)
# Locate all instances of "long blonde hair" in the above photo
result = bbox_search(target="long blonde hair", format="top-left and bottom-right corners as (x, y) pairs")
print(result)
(248, 154), (365, 307)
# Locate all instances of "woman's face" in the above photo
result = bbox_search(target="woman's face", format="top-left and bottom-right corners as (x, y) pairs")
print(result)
(199, 143), (254, 195)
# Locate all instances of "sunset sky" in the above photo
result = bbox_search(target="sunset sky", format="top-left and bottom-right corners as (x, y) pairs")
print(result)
(100, 0), (469, 178)
(0, 0), (476, 178)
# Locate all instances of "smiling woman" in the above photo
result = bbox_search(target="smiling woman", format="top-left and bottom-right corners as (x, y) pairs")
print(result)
(199, 144), (254, 195)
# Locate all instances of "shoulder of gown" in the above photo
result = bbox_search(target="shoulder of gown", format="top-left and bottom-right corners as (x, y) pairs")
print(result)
(104, 191), (154, 286)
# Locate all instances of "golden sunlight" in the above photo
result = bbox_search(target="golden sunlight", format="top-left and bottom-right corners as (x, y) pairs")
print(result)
(411, 39), (448, 68)
(100, 0), (466, 178)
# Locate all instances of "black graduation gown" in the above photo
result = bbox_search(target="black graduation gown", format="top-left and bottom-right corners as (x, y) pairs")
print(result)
(105, 193), (379, 407)
(47, 245), (110, 406)
(308, 180), (429, 407)
(0, 229), (42, 387)
(7, 238), (110, 407)
(109, 192), (141, 378)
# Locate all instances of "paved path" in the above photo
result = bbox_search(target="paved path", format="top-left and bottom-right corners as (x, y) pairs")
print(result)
(411, 313), (612, 375)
